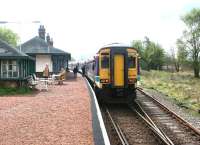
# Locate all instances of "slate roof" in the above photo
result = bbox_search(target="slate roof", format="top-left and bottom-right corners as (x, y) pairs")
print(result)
(19, 36), (70, 56)
(0, 39), (34, 60)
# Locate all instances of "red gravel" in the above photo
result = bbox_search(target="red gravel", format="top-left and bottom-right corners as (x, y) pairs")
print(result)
(0, 76), (94, 145)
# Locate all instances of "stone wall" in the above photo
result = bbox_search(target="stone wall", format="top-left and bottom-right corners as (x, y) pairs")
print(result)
(0, 80), (19, 88)
(0, 80), (27, 88)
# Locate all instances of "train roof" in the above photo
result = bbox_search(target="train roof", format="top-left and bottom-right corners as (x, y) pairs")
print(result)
(98, 43), (137, 53)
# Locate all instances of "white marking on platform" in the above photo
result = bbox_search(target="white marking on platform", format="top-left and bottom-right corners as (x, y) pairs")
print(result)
(86, 79), (111, 145)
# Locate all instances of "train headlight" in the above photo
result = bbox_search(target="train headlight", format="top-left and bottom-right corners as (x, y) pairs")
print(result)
(128, 78), (136, 83)
(105, 79), (109, 83)
(100, 79), (109, 83)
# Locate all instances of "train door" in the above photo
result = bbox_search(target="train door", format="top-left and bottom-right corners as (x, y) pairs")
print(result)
(114, 54), (124, 87)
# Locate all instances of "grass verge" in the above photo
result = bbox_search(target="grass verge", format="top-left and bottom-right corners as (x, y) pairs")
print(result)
(140, 70), (200, 117)
(0, 87), (33, 96)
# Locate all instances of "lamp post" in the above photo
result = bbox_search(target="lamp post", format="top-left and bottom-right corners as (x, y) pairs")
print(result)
(0, 20), (40, 51)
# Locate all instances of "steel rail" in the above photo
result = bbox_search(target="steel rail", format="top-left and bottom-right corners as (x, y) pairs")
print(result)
(137, 87), (200, 136)
(130, 102), (174, 145)
(105, 108), (130, 145)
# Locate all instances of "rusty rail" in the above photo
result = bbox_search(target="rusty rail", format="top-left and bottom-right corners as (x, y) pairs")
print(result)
(137, 87), (200, 136)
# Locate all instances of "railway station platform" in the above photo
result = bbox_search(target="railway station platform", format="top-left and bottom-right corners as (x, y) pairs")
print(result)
(0, 72), (109, 145)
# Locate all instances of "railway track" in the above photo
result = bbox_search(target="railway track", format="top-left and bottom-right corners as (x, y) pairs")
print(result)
(101, 104), (172, 145)
(136, 87), (200, 145)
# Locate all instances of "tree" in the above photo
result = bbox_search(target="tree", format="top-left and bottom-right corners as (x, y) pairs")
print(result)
(131, 40), (144, 55)
(170, 47), (180, 72)
(0, 27), (19, 47)
(132, 40), (147, 69)
(132, 38), (154, 70)
(164, 53), (173, 71)
(132, 37), (165, 71)
(180, 8), (200, 77)
(149, 43), (165, 70)
(143, 37), (165, 70)
(176, 38), (188, 71)
(142, 43), (154, 71)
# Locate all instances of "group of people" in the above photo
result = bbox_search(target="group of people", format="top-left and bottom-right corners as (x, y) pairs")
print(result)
(43, 63), (86, 81)
(72, 64), (86, 78)
(43, 64), (66, 81)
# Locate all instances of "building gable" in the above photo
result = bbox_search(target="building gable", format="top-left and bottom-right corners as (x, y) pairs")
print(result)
(0, 39), (31, 58)
(19, 36), (70, 57)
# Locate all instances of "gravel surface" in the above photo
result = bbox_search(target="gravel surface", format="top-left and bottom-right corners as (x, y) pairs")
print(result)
(0, 76), (94, 145)
(142, 88), (200, 131)
(101, 106), (123, 145)
(110, 106), (161, 145)
(103, 105), (162, 145)
(137, 91), (200, 145)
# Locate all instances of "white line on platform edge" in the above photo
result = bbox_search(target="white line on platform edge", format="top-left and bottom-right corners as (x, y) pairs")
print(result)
(85, 79), (111, 145)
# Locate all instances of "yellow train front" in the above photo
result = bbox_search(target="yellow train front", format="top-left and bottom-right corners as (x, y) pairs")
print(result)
(86, 43), (139, 103)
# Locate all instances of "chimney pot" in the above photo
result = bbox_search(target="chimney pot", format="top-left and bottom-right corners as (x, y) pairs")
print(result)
(38, 25), (46, 40)
(46, 33), (50, 44)
(50, 38), (53, 46)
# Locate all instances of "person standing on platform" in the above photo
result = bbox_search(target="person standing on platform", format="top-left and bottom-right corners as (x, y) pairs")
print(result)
(43, 64), (49, 79)
(73, 66), (78, 78)
(81, 65), (85, 77)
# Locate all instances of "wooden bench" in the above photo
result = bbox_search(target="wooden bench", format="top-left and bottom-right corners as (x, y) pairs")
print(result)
(58, 74), (65, 85)
(27, 76), (38, 89)
(27, 75), (48, 91)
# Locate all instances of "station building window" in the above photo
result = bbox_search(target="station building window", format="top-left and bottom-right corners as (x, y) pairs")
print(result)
(1, 60), (19, 78)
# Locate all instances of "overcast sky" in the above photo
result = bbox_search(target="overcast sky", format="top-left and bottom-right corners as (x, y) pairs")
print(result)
(0, 0), (199, 60)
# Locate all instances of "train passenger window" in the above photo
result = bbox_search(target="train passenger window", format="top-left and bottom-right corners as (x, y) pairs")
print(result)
(101, 56), (109, 68)
(92, 62), (95, 70)
(128, 56), (136, 68)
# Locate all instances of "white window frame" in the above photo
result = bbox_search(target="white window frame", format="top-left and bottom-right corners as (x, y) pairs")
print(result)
(1, 60), (19, 78)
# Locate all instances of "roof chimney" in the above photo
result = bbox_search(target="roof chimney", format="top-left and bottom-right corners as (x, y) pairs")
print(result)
(38, 25), (46, 40)
(49, 38), (53, 46)
(46, 33), (50, 44)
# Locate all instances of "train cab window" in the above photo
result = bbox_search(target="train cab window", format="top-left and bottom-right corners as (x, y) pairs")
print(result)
(128, 56), (136, 68)
(101, 56), (109, 68)
(92, 62), (95, 70)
